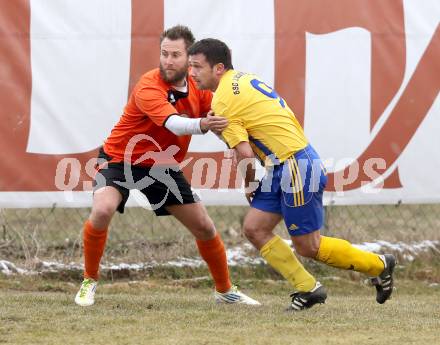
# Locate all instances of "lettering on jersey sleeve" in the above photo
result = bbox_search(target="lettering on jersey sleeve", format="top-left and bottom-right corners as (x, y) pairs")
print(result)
(231, 72), (245, 95)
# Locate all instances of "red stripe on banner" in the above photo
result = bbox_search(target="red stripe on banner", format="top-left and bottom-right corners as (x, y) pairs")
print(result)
(0, 0), (165, 192)
(274, 0), (405, 129)
(274, 0), (409, 191)
(0, 0), (99, 192)
(328, 25), (440, 191)
(129, 0), (164, 95)
(0, 0), (33, 191)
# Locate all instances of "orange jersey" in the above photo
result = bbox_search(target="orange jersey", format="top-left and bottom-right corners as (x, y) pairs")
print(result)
(103, 68), (212, 166)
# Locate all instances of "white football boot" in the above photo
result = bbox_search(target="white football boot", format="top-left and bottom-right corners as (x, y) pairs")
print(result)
(74, 278), (97, 307)
(214, 285), (261, 305)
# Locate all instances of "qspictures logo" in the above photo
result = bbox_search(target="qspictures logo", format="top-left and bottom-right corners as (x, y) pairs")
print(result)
(53, 133), (388, 208)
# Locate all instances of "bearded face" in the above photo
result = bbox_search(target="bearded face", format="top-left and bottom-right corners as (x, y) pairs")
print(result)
(159, 38), (189, 85)
(159, 60), (188, 84)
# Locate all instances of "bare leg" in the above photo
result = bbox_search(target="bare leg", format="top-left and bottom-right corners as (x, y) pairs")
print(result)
(89, 186), (122, 229)
(165, 202), (216, 240)
(166, 202), (230, 292)
(242, 208), (282, 249)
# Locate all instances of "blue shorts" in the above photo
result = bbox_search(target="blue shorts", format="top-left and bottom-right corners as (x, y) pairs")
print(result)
(251, 144), (327, 236)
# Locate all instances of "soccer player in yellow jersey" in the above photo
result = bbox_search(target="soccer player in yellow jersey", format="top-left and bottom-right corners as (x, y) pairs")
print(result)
(188, 38), (396, 310)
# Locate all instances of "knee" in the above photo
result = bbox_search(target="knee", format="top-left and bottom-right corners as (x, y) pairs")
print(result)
(242, 221), (259, 243)
(90, 202), (116, 228)
(293, 240), (320, 258)
(192, 216), (216, 240)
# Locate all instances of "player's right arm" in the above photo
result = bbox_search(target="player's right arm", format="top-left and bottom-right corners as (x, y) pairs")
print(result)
(216, 113), (258, 204)
(164, 114), (228, 135)
(135, 84), (227, 136)
(234, 141), (258, 204)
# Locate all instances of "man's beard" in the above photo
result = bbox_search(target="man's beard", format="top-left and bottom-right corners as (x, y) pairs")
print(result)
(159, 63), (188, 84)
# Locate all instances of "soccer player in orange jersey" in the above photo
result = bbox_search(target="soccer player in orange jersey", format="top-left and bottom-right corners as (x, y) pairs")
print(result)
(74, 26), (259, 307)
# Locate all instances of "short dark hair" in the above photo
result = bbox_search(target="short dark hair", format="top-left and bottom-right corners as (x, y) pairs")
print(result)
(160, 25), (195, 50)
(188, 38), (233, 70)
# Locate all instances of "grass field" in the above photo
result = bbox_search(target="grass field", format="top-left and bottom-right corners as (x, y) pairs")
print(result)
(1, 205), (439, 344)
(1, 275), (439, 345)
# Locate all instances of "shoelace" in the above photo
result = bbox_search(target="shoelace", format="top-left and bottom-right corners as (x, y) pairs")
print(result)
(290, 292), (299, 299)
(289, 292), (306, 304)
(79, 280), (92, 298)
(230, 286), (238, 294)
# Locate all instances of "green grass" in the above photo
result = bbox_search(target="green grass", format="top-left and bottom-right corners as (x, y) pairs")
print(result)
(1, 205), (440, 344)
(1, 276), (439, 345)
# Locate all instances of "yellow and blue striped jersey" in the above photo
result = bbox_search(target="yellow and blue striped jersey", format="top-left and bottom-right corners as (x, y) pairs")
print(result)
(212, 70), (308, 166)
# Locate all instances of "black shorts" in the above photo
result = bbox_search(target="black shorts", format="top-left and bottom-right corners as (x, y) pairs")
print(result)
(93, 147), (200, 216)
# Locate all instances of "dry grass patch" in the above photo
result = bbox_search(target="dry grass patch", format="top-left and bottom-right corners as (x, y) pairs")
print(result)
(1, 277), (439, 345)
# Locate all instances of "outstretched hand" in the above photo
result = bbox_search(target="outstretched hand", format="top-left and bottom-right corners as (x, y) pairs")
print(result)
(200, 110), (228, 135)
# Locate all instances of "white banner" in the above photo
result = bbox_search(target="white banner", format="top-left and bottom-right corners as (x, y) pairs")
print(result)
(0, 0), (439, 207)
